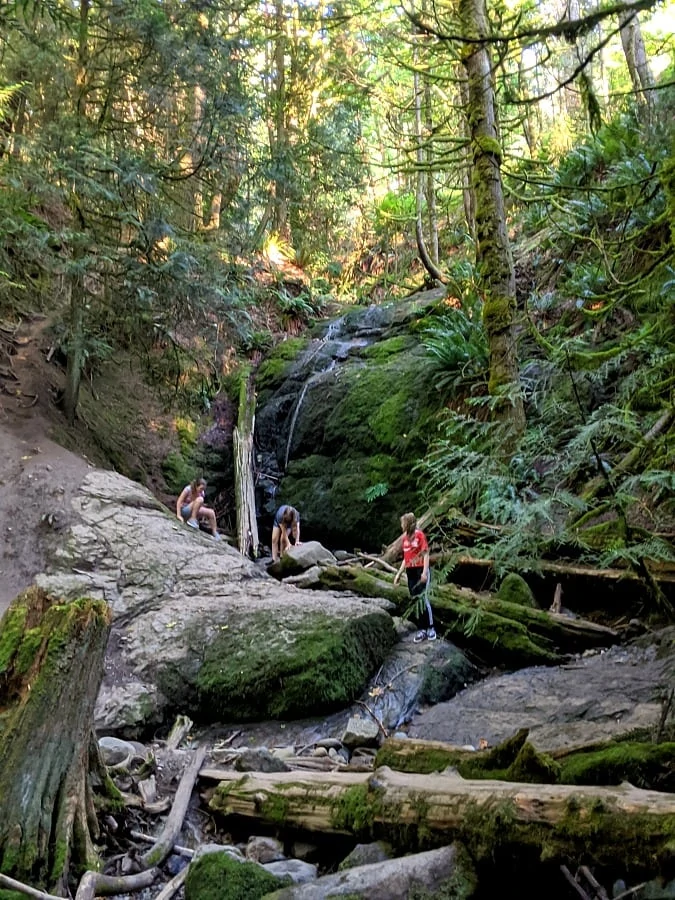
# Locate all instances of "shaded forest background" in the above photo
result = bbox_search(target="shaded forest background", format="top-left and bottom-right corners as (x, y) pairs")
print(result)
(0, 0), (673, 604)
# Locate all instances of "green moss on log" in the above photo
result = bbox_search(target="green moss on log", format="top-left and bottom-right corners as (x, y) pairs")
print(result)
(184, 851), (287, 900)
(376, 736), (675, 794)
(497, 574), (537, 608)
(506, 742), (561, 784)
(559, 741), (675, 790)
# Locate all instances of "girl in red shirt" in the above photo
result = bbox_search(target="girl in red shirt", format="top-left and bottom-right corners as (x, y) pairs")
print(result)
(393, 513), (436, 642)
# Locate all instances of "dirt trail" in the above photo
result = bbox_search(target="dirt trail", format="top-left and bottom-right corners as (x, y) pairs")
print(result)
(0, 318), (91, 614)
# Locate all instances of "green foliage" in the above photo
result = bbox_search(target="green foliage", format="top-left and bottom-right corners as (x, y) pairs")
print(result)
(422, 296), (488, 393)
(365, 481), (389, 502)
(184, 851), (287, 900)
(374, 192), (417, 237)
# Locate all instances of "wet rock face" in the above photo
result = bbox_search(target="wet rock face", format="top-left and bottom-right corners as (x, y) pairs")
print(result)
(36, 469), (396, 737)
(254, 289), (446, 551)
(409, 640), (673, 752)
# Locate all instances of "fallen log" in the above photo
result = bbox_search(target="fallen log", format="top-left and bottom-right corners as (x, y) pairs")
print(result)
(204, 765), (675, 872)
(74, 868), (161, 900)
(374, 735), (675, 792)
(317, 565), (619, 667)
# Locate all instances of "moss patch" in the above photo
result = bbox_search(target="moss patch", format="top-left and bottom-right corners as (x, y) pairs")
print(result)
(255, 337), (309, 398)
(184, 851), (287, 900)
(559, 740), (675, 790)
(195, 611), (396, 721)
(497, 573), (537, 608)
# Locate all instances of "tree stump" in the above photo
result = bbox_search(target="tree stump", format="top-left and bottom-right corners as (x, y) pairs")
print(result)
(0, 586), (111, 894)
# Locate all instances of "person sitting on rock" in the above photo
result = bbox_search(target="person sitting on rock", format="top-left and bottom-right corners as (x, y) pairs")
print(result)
(176, 478), (221, 540)
(271, 504), (301, 562)
(393, 512), (436, 643)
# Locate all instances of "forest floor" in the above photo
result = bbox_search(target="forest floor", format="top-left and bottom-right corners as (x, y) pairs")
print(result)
(0, 313), (175, 615)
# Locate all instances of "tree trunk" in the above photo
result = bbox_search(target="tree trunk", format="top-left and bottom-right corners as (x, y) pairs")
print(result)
(63, 270), (85, 425)
(460, 0), (525, 444)
(233, 372), (259, 558)
(619, 5), (655, 123)
(204, 764), (675, 869)
(270, 0), (290, 242)
(0, 586), (111, 893)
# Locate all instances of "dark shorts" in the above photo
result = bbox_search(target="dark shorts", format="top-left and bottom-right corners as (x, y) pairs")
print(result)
(406, 567), (429, 597)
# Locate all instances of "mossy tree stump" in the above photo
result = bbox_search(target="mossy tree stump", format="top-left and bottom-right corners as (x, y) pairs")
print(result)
(0, 586), (111, 894)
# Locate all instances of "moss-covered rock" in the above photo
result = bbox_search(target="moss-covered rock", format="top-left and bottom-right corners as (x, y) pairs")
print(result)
(280, 454), (419, 550)
(195, 610), (396, 721)
(184, 851), (287, 900)
(253, 291), (448, 551)
(497, 573), (538, 608)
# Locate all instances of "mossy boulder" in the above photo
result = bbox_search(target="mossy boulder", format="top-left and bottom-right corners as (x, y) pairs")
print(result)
(280, 454), (419, 549)
(497, 573), (538, 609)
(36, 470), (397, 737)
(185, 851), (287, 900)
(195, 609), (396, 721)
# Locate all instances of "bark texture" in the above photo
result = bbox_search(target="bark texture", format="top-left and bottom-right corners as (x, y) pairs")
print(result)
(205, 764), (675, 869)
(234, 372), (259, 557)
(0, 586), (111, 893)
(460, 0), (525, 441)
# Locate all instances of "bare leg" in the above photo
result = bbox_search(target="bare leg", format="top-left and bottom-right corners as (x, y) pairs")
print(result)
(271, 525), (282, 562)
(199, 506), (218, 535)
(279, 527), (291, 556)
(187, 497), (204, 526)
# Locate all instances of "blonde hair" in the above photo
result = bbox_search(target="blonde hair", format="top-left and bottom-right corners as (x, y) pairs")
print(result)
(400, 513), (416, 537)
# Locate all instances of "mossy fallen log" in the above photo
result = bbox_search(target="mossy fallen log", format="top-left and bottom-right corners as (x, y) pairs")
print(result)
(375, 734), (675, 791)
(203, 764), (675, 873)
(317, 565), (619, 668)
(0, 586), (112, 893)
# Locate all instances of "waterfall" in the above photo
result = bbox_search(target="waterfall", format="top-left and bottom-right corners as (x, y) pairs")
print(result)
(284, 361), (336, 470)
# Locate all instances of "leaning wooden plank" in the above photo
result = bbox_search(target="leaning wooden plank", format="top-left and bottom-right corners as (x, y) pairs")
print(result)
(140, 745), (208, 868)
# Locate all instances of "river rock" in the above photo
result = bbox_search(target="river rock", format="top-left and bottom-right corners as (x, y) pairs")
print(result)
(341, 715), (380, 748)
(235, 747), (291, 773)
(263, 859), (318, 884)
(357, 632), (479, 731)
(338, 841), (393, 870)
(246, 836), (285, 863)
(34, 470), (396, 736)
(264, 844), (458, 899)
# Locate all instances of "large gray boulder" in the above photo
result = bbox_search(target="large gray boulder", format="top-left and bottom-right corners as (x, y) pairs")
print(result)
(35, 470), (395, 737)
(409, 635), (674, 752)
(264, 845), (459, 899)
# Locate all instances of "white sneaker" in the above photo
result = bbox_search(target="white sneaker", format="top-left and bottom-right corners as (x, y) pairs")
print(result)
(413, 630), (427, 643)
(186, 519), (199, 529)
(213, 532), (221, 541)
(427, 628), (437, 641)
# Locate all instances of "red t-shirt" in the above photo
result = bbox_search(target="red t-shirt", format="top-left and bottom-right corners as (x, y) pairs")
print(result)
(402, 529), (428, 568)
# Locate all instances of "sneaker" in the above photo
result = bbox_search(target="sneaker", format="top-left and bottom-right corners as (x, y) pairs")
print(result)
(413, 630), (427, 643)
(213, 532), (221, 541)
(426, 628), (437, 641)
(186, 519), (199, 529)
